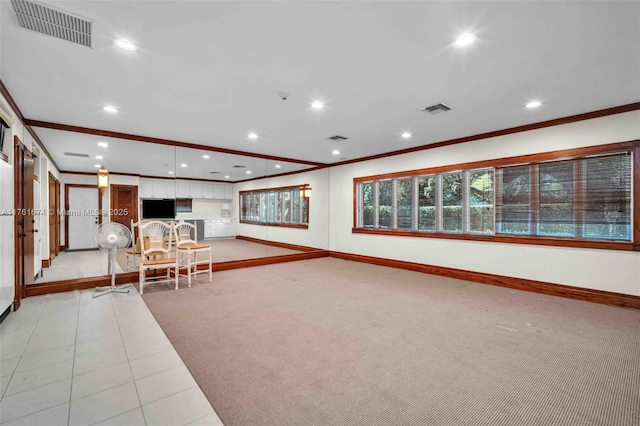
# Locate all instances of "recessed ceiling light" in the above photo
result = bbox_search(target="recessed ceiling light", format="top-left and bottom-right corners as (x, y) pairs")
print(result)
(103, 105), (118, 113)
(526, 100), (542, 108)
(95, 155), (103, 160)
(225, 175), (230, 179)
(94, 164), (101, 168)
(97, 141), (108, 148)
(115, 39), (136, 51)
(454, 33), (476, 47)
(275, 164), (281, 168)
(311, 101), (324, 110)
(246, 170), (252, 174)
(248, 132), (258, 140)
(202, 154), (210, 159)
(401, 132), (412, 139)
(181, 163), (187, 168)
(332, 150), (340, 155)
(168, 171), (174, 175)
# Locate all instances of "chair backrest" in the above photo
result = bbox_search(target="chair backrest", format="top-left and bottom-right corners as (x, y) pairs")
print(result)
(130, 220), (141, 253)
(174, 221), (197, 247)
(139, 220), (173, 257)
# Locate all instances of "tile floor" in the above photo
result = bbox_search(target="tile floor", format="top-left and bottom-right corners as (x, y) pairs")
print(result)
(0, 288), (223, 426)
(35, 250), (124, 284)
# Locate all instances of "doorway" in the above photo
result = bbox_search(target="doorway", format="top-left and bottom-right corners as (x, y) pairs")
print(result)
(48, 173), (60, 261)
(13, 137), (34, 310)
(65, 185), (101, 250)
(110, 184), (139, 232)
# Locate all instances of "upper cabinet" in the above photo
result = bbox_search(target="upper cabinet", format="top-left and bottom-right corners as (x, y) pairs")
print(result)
(142, 178), (232, 200)
(140, 179), (176, 198)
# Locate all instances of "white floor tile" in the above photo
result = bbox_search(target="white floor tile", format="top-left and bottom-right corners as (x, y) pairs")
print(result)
(0, 379), (71, 423)
(75, 323), (120, 344)
(0, 403), (69, 426)
(135, 366), (197, 405)
(91, 407), (146, 426)
(23, 332), (76, 354)
(129, 349), (185, 381)
(74, 334), (123, 359)
(0, 357), (20, 377)
(124, 335), (174, 361)
(71, 362), (133, 400)
(0, 342), (26, 361)
(142, 387), (214, 426)
(4, 360), (73, 397)
(187, 413), (225, 426)
(73, 347), (128, 377)
(14, 345), (74, 373)
(68, 382), (139, 426)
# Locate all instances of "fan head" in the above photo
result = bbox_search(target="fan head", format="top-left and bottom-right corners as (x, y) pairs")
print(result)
(95, 222), (132, 252)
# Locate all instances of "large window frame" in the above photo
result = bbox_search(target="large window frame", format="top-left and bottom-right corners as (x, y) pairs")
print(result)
(353, 141), (639, 251)
(240, 185), (309, 229)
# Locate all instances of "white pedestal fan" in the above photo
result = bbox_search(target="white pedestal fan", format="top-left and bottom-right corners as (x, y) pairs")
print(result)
(93, 222), (133, 298)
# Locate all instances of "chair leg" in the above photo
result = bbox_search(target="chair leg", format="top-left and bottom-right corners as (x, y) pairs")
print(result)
(174, 266), (179, 290)
(139, 269), (144, 295)
(208, 251), (212, 282)
(187, 251), (192, 287)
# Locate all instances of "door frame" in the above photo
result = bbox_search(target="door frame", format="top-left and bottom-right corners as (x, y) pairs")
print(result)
(64, 184), (102, 250)
(48, 172), (60, 261)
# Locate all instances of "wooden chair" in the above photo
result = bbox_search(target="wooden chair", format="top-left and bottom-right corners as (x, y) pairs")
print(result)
(125, 220), (142, 271)
(138, 220), (179, 294)
(174, 221), (212, 287)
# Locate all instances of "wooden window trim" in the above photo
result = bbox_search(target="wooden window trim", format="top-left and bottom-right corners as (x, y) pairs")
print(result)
(239, 185), (310, 229)
(353, 141), (638, 251)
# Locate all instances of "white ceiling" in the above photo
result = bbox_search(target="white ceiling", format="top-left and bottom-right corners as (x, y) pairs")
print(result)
(1, 1), (639, 181)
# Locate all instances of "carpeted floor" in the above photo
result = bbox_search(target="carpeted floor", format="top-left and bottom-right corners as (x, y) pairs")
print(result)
(141, 258), (640, 426)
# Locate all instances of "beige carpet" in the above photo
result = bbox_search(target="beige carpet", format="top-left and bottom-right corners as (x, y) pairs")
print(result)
(141, 258), (640, 426)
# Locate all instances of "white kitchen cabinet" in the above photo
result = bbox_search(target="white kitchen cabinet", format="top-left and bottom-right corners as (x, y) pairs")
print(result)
(176, 181), (190, 198)
(201, 183), (214, 199)
(139, 179), (154, 198)
(203, 219), (236, 239)
(213, 184), (225, 199)
(224, 185), (233, 200)
(189, 182), (202, 199)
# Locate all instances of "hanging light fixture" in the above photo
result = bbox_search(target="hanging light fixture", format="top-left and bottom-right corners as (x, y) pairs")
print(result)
(97, 166), (109, 195)
(300, 183), (312, 198)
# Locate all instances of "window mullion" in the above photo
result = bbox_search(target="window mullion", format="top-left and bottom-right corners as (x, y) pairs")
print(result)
(575, 159), (585, 237)
(463, 171), (470, 234)
(530, 165), (540, 235)
(435, 174), (443, 232)
(392, 179), (398, 229)
(412, 176), (419, 231)
(374, 181), (380, 229)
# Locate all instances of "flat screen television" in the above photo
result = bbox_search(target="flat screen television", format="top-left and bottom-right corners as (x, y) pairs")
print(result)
(141, 198), (176, 219)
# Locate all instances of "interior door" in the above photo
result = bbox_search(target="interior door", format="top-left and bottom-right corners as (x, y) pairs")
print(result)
(13, 137), (34, 309)
(67, 186), (99, 250)
(110, 184), (139, 233)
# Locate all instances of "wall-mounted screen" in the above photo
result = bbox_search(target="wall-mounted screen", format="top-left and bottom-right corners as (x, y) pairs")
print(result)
(141, 198), (176, 219)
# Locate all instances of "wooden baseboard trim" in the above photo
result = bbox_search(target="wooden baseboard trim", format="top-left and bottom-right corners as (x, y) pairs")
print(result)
(236, 235), (321, 252)
(329, 251), (640, 310)
(25, 251), (330, 297)
(42, 259), (51, 268)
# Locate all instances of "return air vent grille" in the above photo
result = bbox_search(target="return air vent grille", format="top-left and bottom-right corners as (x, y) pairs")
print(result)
(64, 152), (89, 158)
(327, 135), (348, 141)
(417, 103), (452, 115)
(11, 0), (93, 48)
(232, 165), (246, 168)
(209, 171), (221, 174)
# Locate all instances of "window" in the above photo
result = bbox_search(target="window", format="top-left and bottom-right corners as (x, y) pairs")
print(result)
(354, 142), (635, 250)
(240, 185), (309, 228)
(176, 198), (192, 213)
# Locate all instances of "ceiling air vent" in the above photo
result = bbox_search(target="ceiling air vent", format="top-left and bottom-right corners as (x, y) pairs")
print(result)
(209, 171), (221, 174)
(417, 103), (452, 115)
(327, 135), (348, 141)
(63, 152), (89, 158)
(11, 0), (94, 48)
(232, 165), (246, 168)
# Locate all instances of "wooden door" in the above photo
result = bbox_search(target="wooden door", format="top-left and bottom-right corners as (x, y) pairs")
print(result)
(13, 137), (34, 309)
(110, 184), (139, 233)
(48, 173), (60, 260)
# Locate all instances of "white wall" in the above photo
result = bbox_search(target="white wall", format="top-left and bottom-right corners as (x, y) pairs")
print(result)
(329, 111), (640, 296)
(235, 168), (331, 250)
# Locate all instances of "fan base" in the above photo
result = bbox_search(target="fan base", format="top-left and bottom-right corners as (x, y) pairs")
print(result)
(92, 284), (133, 298)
